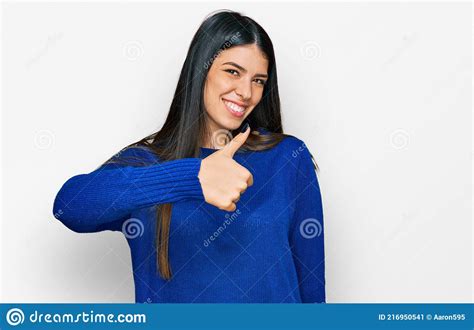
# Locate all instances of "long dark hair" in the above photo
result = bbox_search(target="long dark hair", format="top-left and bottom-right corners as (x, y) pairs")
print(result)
(102, 10), (318, 280)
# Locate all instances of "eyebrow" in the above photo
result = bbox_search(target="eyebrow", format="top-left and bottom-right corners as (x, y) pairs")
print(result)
(222, 61), (268, 79)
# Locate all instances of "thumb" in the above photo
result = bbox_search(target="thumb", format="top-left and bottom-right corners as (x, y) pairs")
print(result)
(221, 123), (250, 158)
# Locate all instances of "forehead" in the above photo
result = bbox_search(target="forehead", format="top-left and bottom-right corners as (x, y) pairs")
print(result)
(215, 44), (268, 71)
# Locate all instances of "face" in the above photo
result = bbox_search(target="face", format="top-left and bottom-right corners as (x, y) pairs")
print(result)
(203, 44), (269, 136)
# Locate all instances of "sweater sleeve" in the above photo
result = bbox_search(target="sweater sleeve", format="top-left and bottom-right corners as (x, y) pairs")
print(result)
(52, 146), (205, 233)
(289, 144), (326, 303)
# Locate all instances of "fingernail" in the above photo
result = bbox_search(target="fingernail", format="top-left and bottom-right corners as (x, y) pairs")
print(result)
(240, 122), (250, 133)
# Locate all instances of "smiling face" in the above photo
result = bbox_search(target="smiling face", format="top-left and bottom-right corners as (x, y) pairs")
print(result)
(203, 44), (269, 144)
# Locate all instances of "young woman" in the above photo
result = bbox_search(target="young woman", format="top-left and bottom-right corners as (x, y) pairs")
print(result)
(53, 10), (326, 303)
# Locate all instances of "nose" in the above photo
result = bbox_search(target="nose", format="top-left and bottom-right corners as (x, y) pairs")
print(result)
(235, 78), (252, 101)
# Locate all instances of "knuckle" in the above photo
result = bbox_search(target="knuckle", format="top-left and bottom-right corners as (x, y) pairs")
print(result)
(239, 171), (249, 180)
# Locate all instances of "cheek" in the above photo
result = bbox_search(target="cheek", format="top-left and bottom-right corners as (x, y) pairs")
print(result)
(204, 77), (226, 114)
(251, 88), (264, 106)
(211, 74), (235, 95)
(205, 76), (220, 98)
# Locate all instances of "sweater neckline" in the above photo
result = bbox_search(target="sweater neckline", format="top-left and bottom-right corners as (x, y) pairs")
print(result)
(200, 147), (220, 151)
(200, 127), (265, 152)
(199, 147), (219, 158)
(199, 126), (268, 155)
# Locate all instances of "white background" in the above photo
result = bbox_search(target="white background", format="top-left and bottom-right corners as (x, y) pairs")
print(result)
(1, 1), (472, 302)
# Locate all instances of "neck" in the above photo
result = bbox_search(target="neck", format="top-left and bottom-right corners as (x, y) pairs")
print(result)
(201, 129), (231, 149)
(201, 119), (232, 149)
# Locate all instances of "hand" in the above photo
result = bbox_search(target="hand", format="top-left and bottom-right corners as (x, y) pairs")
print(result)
(198, 126), (254, 212)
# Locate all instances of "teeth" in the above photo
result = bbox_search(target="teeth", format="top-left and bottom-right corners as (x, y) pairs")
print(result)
(224, 100), (245, 113)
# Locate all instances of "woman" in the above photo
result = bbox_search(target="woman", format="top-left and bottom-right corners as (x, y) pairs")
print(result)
(53, 10), (325, 303)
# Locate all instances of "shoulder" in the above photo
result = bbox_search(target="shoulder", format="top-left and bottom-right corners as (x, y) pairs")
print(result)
(255, 127), (311, 158)
(255, 127), (303, 146)
(254, 127), (317, 168)
(100, 144), (160, 169)
(270, 132), (318, 172)
(117, 145), (158, 160)
(257, 127), (309, 158)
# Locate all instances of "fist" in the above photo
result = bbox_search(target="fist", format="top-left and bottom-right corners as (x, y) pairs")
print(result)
(198, 126), (254, 212)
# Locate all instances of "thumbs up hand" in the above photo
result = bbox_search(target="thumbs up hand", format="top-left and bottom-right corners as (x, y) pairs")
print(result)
(198, 124), (254, 212)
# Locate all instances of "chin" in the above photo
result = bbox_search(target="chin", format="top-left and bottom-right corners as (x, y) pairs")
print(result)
(217, 118), (243, 131)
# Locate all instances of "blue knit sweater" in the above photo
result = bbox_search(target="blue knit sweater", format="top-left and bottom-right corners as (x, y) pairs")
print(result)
(52, 129), (325, 303)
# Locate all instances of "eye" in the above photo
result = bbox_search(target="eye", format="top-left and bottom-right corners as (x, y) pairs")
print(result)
(224, 69), (239, 76)
(254, 78), (267, 86)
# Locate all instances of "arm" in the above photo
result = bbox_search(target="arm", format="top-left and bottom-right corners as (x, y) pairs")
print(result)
(289, 144), (326, 303)
(52, 146), (204, 233)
